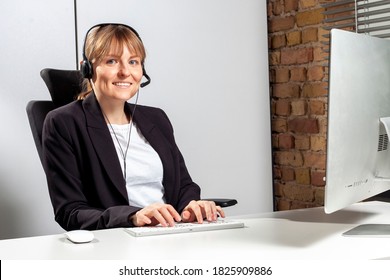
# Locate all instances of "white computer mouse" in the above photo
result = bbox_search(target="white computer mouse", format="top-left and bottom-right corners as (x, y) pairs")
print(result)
(65, 230), (94, 244)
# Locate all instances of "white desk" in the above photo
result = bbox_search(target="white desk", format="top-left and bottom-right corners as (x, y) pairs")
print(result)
(1, 201), (390, 260)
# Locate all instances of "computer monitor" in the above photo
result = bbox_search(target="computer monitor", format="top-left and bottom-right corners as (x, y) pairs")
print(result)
(325, 29), (390, 222)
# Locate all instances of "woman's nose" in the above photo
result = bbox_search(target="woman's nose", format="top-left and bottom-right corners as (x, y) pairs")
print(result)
(118, 63), (131, 77)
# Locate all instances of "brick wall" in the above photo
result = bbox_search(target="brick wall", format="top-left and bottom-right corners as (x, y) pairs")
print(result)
(267, 0), (333, 210)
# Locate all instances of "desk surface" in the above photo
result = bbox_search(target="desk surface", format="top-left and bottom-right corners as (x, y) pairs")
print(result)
(1, 201), (390, 260)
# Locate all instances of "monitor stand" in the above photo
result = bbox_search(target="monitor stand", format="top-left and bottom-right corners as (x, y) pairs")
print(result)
(343, 224), (390, 237)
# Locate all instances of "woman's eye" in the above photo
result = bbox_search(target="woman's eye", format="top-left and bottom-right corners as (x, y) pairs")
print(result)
(129, 59), (140, 65)
(106, 59), (117, 65)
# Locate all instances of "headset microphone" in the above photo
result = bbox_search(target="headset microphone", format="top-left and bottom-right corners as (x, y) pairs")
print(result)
(140, 70), (151, 88)
(81, 23), (151, 87)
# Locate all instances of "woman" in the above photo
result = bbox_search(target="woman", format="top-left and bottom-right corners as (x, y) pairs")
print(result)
(42, 23), (224, 230)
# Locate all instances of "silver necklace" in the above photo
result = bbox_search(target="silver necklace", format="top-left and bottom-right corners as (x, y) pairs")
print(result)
(103, 111), (133, 180)
(99, 91), (139, 181)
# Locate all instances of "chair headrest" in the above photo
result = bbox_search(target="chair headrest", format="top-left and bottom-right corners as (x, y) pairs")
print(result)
(40, 68), (84, 107)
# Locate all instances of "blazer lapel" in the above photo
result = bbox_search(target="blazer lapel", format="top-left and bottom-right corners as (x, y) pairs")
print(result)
(82, 94), (128, 201)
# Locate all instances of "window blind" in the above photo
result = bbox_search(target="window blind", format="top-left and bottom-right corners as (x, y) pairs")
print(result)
(323, 0), (390, 38)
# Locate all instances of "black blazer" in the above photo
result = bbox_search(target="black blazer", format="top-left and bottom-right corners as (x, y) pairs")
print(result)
(42, 93), (200, 230)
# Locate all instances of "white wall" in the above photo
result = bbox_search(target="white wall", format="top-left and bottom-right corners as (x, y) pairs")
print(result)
(0, 0), (273, 240)
(0, 0), (75, 239)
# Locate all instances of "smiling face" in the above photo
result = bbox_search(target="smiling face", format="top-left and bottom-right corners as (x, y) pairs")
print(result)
(82, 24), (146, 104)
(92, 40), (143, 104)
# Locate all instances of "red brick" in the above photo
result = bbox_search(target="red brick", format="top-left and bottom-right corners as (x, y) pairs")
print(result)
(290, 67), (306, 81)
(311, 170), (326, 186)
(302, 83), (327, 98)
(314, 187), (325, 205)
(274, 182), (285, 197)
(274, 151), (303, 167)
(313, 46), (328, 62)
(273, 166), (282, 179)
(272, 0), (283, 16)
(300, 0), (318, 9)
(296, 8), (325, 27)
(295, 135), (310, 150)
(268, 16), (295, 32)
(287, 31), (301, 46)
(291, 100), (307, 116)
(267, 2), (273, 17)
(275, 99), (291, 116)
(274, 68), (290, 83)
(285, 0), (299, 12)
(281, 48), (314, 65)
(310, 136), (326, 152)
(283, 185), (314, 202)
(281, 167), (295, 181)
(303, 152), (326, 169)
(288, 118), (319, 134)
(269, 51), (281, 66)
(272, 34), (287, 49)
(273, 83), (300, 98)
(317, 117), (328, 135)
(269, 69), (276, 83)
(277, 199), (292, 211)
(307, 66), (324, 81)
(295, 168), (311, 185)
(302, 27), (318, 43)
(272, 118), (288, 133)
(279, 133), (295, 149)
(309, 100), (325, 115)
(272, 134), (279, 148)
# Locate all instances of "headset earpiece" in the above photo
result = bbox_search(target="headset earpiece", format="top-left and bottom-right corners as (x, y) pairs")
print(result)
(80, 58), (93, 79)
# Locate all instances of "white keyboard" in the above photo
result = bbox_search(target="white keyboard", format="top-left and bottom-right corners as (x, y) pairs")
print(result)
(125, 219), (244, 237)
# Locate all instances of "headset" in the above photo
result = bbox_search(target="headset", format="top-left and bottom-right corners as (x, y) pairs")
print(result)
(80, 23), (151, 88)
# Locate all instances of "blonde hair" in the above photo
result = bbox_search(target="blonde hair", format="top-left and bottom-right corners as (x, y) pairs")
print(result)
(78, 24), (146, 100)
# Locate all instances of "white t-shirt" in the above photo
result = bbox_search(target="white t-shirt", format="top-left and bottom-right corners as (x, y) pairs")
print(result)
(107, 122), (165, 207)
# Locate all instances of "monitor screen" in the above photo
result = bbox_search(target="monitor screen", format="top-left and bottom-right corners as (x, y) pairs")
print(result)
(325, 29), (390, 214)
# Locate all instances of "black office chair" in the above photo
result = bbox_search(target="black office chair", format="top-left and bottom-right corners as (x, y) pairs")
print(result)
(27, 68), (237, 208)
(26, 100), (56, 164)
(26, 68), (83, 165)
(39, 68), (83, 107)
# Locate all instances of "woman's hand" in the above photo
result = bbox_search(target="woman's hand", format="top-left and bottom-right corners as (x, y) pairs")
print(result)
(181, 200), (225, 223)
(130, 203), (181, 227)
